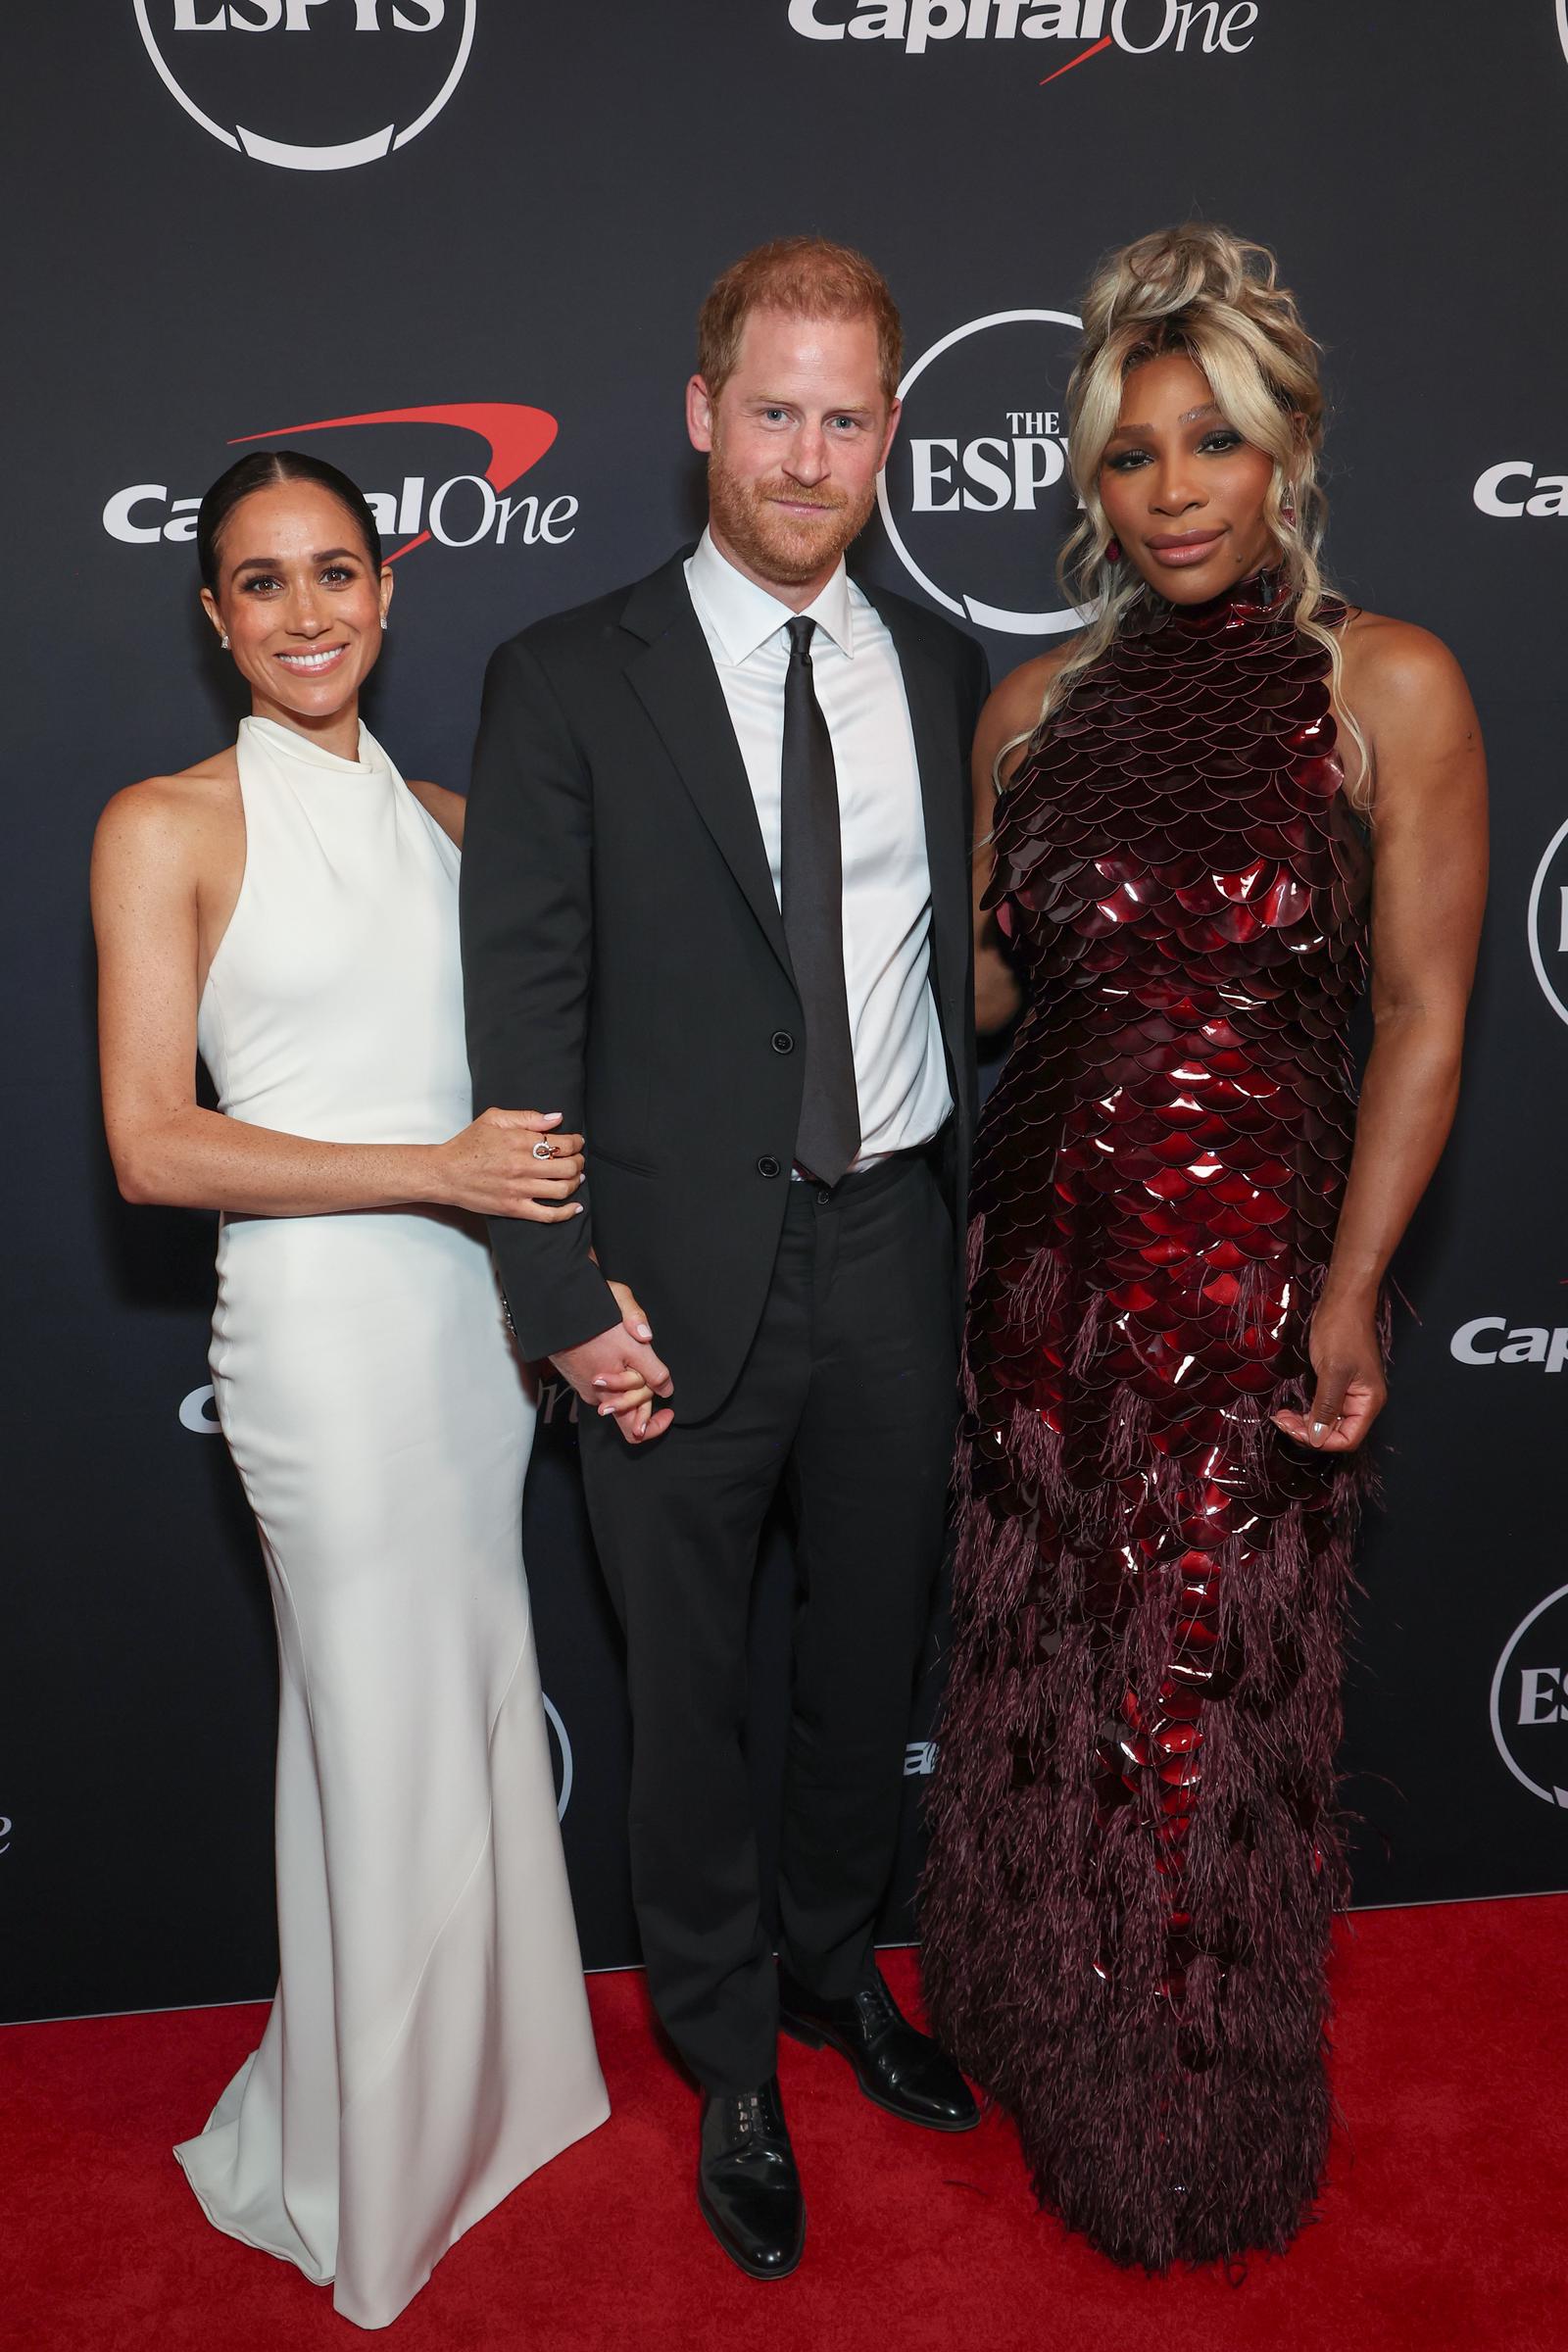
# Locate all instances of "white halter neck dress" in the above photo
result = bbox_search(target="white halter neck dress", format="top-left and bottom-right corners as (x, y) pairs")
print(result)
(177, 714), (608, 2329)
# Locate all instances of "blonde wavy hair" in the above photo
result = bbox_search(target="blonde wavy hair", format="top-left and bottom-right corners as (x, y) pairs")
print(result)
(1009, 223), (1370, 809)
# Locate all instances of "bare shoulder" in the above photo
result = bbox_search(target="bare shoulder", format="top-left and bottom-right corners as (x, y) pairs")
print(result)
(1340, 609), (1475, 722)
(976, 641), (1081, 788)
(407, 777), (466, 847)
(94, 749), (240, 863)
(984, 643), (1079, 739)
(1338, 609), (1485, 834)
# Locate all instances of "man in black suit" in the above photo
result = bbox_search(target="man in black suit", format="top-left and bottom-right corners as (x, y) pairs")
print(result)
(461, 238), (987, 2278)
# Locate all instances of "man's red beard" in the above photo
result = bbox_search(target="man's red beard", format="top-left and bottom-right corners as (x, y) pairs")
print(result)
(708, 447), (877, 589)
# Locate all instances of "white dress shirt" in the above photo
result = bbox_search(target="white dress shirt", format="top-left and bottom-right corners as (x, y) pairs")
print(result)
(684, 529), (953, 1170)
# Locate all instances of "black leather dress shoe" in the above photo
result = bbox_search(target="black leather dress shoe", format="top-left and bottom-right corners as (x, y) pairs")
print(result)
(697, 2077), (806, 2280)
(778, 1965), (980, 2132)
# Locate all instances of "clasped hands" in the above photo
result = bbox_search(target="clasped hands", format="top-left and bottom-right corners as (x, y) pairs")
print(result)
(454, 1106), (673, 1442)
(554, 1279), (674, 1445)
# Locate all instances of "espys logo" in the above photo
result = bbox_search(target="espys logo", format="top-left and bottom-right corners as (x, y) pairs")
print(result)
(1529, 817), (1568, 1030)
(134, 0), (475, 172)
(877, 310), (1085, 635)
(542, 1694), (574, 1820)
(179, 1384), (222, 1431)
(105, 403), (577, 564)
(789, 0), (1259, 71)
(1492, 1586), (1568, 1808)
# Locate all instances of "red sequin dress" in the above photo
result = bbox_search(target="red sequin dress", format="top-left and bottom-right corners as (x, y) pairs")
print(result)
(920, 573), (1376, 2270)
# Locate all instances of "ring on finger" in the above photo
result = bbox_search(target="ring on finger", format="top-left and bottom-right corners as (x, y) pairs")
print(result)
(531, 1140), (558, 1162)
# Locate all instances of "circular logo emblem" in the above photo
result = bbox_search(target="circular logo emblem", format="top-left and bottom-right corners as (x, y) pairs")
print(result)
(133, 0), (476, 172)
(1491, 1586), (1568, 1808)
(877, 308), (1085, 637)
(178, 1382), (223, 1432)
(542, 1692), (574, 1821)
(1528, 814), (1568, 1029)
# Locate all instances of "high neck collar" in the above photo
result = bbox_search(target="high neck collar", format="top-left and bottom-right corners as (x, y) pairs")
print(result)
(240, 713), (386, 778)
(1162, 565), (1292, 628)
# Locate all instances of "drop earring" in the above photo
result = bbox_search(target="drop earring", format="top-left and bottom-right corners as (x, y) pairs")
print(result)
(1280, 485), (1297, 526)
(220, 633), (230, 651)
(1105, 538), (1121, 562)
(380, 616), (389, 632)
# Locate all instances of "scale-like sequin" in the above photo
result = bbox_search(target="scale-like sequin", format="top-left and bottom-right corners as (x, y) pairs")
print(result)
(921, 573), (1378, 2270)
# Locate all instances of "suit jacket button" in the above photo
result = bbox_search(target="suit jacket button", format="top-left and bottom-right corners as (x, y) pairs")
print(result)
(771, 1030), (795, 1054)
(757, 1155), (782, 1178)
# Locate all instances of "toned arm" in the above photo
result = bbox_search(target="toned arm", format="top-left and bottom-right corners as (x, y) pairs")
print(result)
(91, 775), (577, 1220)
(1274, 617), (1489, 1449)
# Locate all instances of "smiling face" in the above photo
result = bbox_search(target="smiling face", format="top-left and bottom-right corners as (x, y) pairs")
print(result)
(687, 307), (900, 605)
(200, 477), (392, 737)
(1098, 350), (1281, 603)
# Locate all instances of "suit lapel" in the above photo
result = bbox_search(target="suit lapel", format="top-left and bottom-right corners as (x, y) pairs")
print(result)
(621, 555), (794, 983)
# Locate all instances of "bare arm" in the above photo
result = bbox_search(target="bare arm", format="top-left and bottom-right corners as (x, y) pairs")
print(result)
(970, 651), (1071, 1035)
(1274, 621), (1488, 1450)
(91, 780), (582, 1220)
(408, 776), (467, 847)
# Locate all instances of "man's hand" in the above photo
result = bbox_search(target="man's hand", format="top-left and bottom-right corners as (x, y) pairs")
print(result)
(554, 1290), (673, 1445)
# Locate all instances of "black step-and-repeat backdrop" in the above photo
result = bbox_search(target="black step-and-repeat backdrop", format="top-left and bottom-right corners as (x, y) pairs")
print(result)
(5, 2), (1566, 2025)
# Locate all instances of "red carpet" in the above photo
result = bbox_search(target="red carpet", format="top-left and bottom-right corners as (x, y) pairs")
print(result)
(7, 1896), (1564, 2352)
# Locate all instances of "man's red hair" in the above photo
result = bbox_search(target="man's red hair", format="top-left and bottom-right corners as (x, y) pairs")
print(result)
(697, 236), (904, 406)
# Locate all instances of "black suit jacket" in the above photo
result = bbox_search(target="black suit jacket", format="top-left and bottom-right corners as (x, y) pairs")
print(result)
(460, 548), (988, 1423)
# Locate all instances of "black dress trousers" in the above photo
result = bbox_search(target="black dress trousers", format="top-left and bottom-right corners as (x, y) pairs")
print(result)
(578, 1149), (958, 2096)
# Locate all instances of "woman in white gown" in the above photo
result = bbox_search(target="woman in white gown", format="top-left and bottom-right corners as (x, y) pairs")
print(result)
(91, 451), (613, 2329)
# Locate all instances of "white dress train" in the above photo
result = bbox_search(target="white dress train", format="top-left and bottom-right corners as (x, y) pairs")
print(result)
(175, 714), (608, 2329)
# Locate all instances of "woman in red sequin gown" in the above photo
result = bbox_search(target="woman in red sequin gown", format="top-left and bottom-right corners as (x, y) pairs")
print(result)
(920, 227), (1487, 2270)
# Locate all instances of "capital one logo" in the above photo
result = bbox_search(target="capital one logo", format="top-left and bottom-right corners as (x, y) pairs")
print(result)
(134, 0), (475, 172)
(877, 310), (1086, 636)
(1529, 817), (1568, 1029)
(789, 0), (1259, 68)
(1450, 1316), (1568, 1375)
(1492, 1586), (1568, 1808)
(1472, 461), (1568, 519)
(105, 402), (576, 564)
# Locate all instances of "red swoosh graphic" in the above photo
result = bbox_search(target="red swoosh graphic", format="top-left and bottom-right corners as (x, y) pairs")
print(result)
(1040, 35), (1112, 83)
(229, 402), (559, 562)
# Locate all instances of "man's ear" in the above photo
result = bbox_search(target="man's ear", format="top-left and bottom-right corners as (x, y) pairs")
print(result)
(687, 374), (715, 456)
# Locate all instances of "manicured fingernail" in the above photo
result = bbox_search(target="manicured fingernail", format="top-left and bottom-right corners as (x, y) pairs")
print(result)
(593, 1377), (609, 1390)
(573, 1203), (585, 1214)
(598, 1403), (612, 1417)
(635, 1322), (652, 1340)
(1311, 1421), (1327, 1438)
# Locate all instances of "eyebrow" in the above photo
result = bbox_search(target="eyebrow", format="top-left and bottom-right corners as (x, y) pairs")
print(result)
(230, 546), (361, 575)
(1107, 403), (1223, 436)
(749, 394), (876, 415)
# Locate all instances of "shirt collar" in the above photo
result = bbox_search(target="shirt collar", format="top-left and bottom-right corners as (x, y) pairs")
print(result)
(688, 526), (856, 664)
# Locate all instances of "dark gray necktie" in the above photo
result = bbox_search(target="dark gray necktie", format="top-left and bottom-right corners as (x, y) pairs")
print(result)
(781, 615), (860, 1186)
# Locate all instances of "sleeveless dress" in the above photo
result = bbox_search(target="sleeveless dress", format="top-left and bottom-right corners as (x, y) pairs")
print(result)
(920, 575), (1376, 2270)
(176, 715), (608, 2330)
